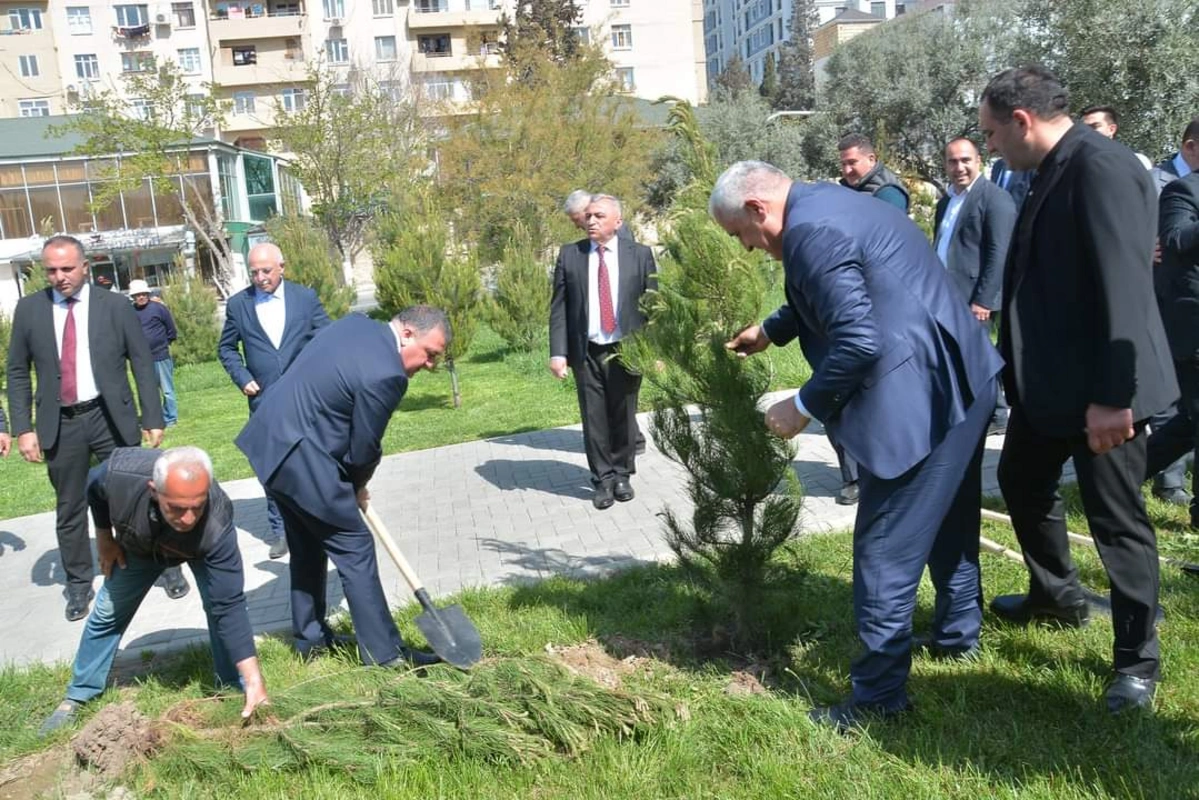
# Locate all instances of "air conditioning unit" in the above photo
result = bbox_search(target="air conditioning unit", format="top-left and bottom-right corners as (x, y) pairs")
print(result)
(66, 83), (78, 94)
(155, 12), (170, 25)
(326, 17), (343, 26)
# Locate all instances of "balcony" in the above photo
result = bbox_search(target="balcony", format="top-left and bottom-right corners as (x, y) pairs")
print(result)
(213, 58), (309, 87)
(410, 50), (501, 73)
(407, 8), (502, 30)
(208, 10), (307, 41)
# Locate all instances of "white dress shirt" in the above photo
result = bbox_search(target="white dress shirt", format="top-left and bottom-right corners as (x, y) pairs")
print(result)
(934, 175), (981, 267)
(255, 279), (287, 350)
(52, 282), (99, 403)
(1174, 152), (1193, 179)
(587, 238), (622, 344)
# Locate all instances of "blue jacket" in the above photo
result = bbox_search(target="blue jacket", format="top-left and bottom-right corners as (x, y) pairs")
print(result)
(134, 300), (177, 361)
(763, 182), (1003, 480)
(218, 280), (331, 412)
(235, 314), (408, 531)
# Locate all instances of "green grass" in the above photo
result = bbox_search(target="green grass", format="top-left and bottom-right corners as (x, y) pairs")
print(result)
(0, 321), (812, 520)
(5, 522), (1198, 799)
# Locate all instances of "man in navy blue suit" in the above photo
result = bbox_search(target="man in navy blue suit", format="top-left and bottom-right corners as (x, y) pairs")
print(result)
(236, 306), (449, 667)
(715, 161), (1003, 730)
(219, 242), (331, 559)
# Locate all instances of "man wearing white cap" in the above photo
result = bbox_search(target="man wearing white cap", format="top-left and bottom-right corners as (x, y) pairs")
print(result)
(128, 279), (178, 428)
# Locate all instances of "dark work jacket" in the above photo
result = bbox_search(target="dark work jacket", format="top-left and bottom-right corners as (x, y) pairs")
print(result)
(87, 447), (255, 664)
(842, 162), (910, 211)
(134, 301), (177, 361)
(1156, 172), (1199, 360)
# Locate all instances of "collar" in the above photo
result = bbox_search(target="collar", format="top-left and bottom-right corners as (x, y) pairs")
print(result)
(52, 281), (89, 306)
(947, 174), (981, 198)
(590, 238), (616, 253)
(255, 279), (286, 303)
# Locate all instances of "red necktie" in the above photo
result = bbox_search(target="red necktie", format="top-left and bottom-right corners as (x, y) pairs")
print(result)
(60, 297), (78, 406)
(597, 245), (616, 335)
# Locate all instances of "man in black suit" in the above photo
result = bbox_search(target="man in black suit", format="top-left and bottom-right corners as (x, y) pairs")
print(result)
(1149, 117), (1199, 195)
(980, 67), (1177, 713)
(236, 306), (448, 667)
(6, 235), (171, 621)
(219, 242), (331, 559)
(1145, 172), (1199, 526)
(549, 195), (657, 510)
(934, 137), (1017, 434)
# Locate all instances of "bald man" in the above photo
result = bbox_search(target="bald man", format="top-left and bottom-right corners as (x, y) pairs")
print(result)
(39, 446), (269, 736)
(219, 243), (331, 558)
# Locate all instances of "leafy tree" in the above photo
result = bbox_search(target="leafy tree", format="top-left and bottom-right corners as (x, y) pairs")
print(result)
(437, 47), (652, 261)
(713, 54), (754, 98)
(500, 0), (585, 80)
(270, 65), (427, 279)
(488, 228), (552, 352)
(0, 309), (10, 392)
(625, 102), (802, 647)
(775, 0), (819, 111)
(53, 58), (236, 293)
(160, 265), (220, 366)
(371, 189), (483, 408)
(263, 214), (356, 319)
(759, 52), (780, 105)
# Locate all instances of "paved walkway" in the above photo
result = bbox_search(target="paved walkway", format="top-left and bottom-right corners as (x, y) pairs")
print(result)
(0, 402), (1025, 670)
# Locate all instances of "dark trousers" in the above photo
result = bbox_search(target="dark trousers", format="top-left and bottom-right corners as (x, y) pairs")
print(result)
(1146, 356), (1199, 522)
(850, 378), (994, 709)
(1149, 404), (1189, 492)
(45, 405), (119, 589)
(575, 341), (641, 486)
(998, 406), (1160, 679)
(829, 435), (859, 484)
(270, 489), (404, 665)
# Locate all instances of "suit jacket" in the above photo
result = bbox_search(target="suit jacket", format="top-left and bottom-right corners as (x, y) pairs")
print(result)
(1150, 155), (1184, 196)
(235, 314), (407, 531)
(933, 177), (1017, 310)
(218, 280), (331, 411)
(1000, 123), (1177, 435)
(6, 285), (163, 451)
(1155, 172), (1199, 360)
(549, 237), (657, 368)
(763, 182), (1003, 480)
(989, 159), (1032, 210)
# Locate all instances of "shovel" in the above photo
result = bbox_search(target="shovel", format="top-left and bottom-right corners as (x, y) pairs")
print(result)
(362, 504), (483, 668)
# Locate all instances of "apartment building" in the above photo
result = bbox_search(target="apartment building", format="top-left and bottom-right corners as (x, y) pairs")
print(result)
(0, 2), (64, 118)
(702, 0), (904, 87)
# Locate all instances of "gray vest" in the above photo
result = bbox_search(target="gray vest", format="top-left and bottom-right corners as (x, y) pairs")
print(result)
(843, 162), (911, 207)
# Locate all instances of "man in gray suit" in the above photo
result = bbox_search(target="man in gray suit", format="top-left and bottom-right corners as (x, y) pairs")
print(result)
(934, 137), (1017, 434)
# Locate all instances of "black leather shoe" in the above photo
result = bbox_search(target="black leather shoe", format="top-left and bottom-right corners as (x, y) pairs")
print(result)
(809, 699), (911, 733)
(836, 481), (859, 506)
(162, 566), (190, 600)
(912, 633), (980, 661)
(65, 587), (94, 622)
(1152, 486), (1192, 507)
(593, 481), (615, 510)
(300, 633), (359, 661)
(383, 648), (443, 669)
(613, 477), (634, 502)
(1105, 674), (1156, 714)
(990, 594), (1090, 628)
(268, 537), (289, 559)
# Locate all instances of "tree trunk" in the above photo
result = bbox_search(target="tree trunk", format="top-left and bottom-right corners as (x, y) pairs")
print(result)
(448, 358), (462, 409)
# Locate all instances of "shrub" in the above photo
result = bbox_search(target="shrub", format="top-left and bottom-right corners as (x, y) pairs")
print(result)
(264, 214), (356, 319)
(0, 308), (10, 392)
(488, 230), (551, 352)
(160, 270), (220, 366)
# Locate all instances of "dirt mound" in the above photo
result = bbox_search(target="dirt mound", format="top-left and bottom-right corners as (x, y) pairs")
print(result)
(72, 702), (163, 778)
(545, 639), (658, 689)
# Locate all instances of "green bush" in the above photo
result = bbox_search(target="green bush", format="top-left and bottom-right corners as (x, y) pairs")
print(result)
(264, 214), (356, 319)
(0, 308), (10, 392)
(160, 271), (220, 366)
(488, 231), (551, 352)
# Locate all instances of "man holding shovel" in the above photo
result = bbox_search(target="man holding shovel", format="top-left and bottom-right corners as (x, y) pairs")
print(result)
(236, 306), (450, 668)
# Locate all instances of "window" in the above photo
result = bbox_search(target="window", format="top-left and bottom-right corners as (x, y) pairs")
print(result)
(372, 0), (394, 14)
(322, 0), (345, 19)
(743, 0), (770, 29)
(177, 47), (201, 73)
(233, 91), (256, 114)
(415, 0), (448, 11)
(172, 2), (196, 27)
(616, 67), (635, 92)
(744, 24), (773, 57)
(870, 1), (885, 16)
(19, 99), (51, 117)
(573, 26), (590, 44)
(18, 55), (39, 78)
(417, 34), (450, 55)
(610, 0), (629, 6)
(375, 35), (397, 61)
(121, 51), (154, 72)
(66, 6), (92, 34)
(281, 87), (306, 112)
(185, 93), (207, 117)
(425, 77), (453, 101)
(74, 54), (101, 80)
(115, 4), (149, 26)
(232, 45), (258, 65)
(7, 8), (42, 30)
(131, 99), (153, 120)
(325, 38), (349, 63)
(896, 2), (906, 14)
(610, 23), (632, 49)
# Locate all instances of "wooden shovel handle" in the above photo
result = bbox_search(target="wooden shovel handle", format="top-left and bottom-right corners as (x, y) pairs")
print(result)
(362, 504), (424, 593)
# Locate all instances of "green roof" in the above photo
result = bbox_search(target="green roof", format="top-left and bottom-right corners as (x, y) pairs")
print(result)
(0, 114), (227, 161)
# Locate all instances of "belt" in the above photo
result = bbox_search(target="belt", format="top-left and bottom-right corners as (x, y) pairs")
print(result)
(587, 340), (621, 353)
(61, 398), (102, 417)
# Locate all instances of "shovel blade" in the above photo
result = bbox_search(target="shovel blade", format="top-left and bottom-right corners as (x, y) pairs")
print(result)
(415, 603), (483, 668)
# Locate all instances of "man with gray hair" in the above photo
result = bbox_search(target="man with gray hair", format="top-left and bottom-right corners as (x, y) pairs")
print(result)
(39, 446), (269, 735)
(564, 189), (635, 242)
(717, 160), (1002, 730)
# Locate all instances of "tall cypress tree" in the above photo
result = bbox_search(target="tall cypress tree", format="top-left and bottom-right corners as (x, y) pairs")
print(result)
(713, 54), (755, 98)
(500, 0), (585, 80)
(759, 51), (780, 104)
(775, 0), (819, 110)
